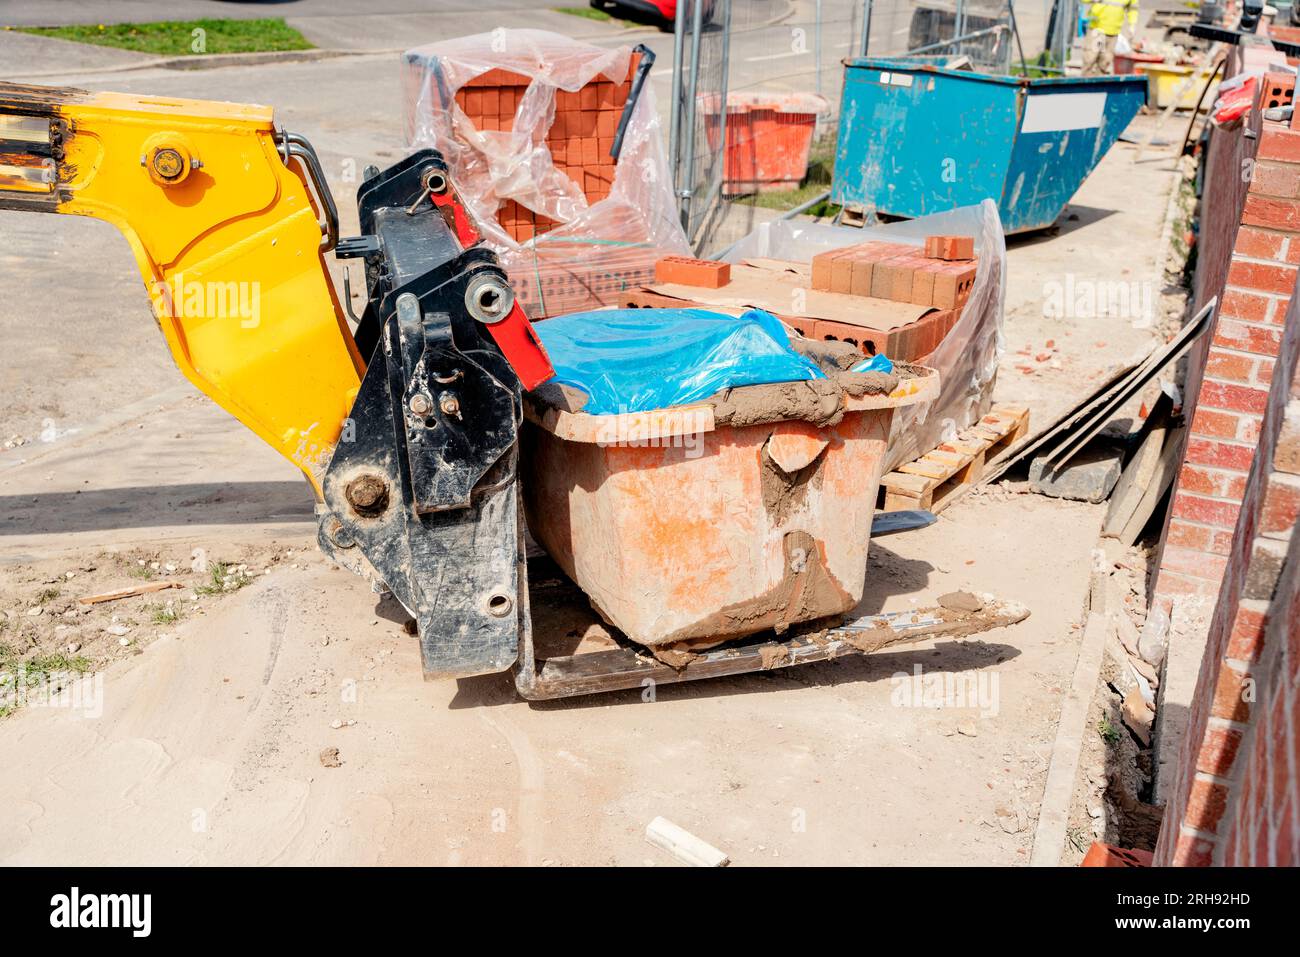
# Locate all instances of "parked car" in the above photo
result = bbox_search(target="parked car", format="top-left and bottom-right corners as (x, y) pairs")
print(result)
(592, 0), (712, 30)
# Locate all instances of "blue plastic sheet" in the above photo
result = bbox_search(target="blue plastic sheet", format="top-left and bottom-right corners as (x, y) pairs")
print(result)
(851, 353), (894, 374)
(534, 308), (825, 415)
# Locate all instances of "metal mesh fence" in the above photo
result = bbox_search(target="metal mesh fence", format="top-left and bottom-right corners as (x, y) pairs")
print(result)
(672, 0), (1083, 256)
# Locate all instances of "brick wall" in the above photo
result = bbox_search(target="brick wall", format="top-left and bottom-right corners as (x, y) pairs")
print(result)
(1154, 269), (1300, 865)
(1151, 96), (1299, 608)
(1190, 48), (1260, 316)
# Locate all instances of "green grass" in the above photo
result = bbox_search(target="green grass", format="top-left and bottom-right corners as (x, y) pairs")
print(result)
(0, 650), (92, 718)
(35, 587), (60, 604)
(25, 652), (92, 679)
(149, 603), (180, 625)
(195, 560), (253, 597)
(1098, 715), (1122, 745)
(13, 19), (313, 57)
(554, 6), (630, 27)
(128, 565), (155, 581)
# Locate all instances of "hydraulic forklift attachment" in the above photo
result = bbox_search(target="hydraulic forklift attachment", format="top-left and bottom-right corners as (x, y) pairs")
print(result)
(0, 82), (553, 682)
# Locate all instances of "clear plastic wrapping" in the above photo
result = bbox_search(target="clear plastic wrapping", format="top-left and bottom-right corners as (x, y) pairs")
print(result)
(402, 29), (690, 317)
(722, 200), (1006, 469)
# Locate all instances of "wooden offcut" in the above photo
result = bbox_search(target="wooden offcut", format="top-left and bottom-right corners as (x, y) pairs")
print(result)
(77, 581), (184, 605)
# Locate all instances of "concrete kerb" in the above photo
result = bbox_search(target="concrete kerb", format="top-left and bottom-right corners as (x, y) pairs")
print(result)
(6, 46), (364, 80)
(1029, 549), (1111, 866)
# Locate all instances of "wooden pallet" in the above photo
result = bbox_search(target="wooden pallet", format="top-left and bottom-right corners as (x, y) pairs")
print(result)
(880, 404), (1031, 513)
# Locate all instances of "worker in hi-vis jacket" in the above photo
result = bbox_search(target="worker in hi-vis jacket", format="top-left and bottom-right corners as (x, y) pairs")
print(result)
(1083, 0), (1139, 76)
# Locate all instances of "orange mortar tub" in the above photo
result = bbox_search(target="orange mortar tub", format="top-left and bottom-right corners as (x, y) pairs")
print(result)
(521, 369), (938, 649)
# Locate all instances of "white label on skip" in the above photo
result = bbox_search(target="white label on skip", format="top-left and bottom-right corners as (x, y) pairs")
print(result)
(1020, 91), (1106, 134)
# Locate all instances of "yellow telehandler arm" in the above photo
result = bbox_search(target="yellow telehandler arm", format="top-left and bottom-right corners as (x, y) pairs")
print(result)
(1, 81), (556, 684)
(0, 82), (365, 493)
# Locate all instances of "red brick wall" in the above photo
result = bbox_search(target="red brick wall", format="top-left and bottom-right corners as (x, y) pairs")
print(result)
(1191, 49), (1260, 316)
(1152, 101), (1299, 607)
(1154, 257), (1300, 866)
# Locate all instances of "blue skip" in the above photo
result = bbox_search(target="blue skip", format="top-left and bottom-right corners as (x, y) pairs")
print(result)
(831, 58), (1148, 234)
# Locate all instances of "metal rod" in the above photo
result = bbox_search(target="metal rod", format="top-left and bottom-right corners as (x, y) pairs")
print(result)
(815, 0), (823, 96)
(1007, 0), (1029, 75)
(679, 0), (707, 230)
(956, 0), (966, 42)
(669, 0), (687, 198)
(907, 23), (1009, 56)
(859, 0), (873, 56)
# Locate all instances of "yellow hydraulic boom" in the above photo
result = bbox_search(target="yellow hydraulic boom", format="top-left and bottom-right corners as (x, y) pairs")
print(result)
(0, 82), (364, 493)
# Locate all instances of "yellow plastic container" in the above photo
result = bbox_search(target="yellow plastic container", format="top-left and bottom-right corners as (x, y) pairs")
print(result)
(521, 370), (939, 649)
(1137, 64), (1217, 112)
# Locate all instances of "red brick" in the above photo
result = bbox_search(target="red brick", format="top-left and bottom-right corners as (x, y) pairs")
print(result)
(1197, 726), (1245, 776)
(1271, 697), (1292, 812)
(1157, 570), (1219, 596)
(1220, 288), (1274, 323)
(1191, 407), (1246, 439)
(1227, 607), (1269, 661)
(1167, 520), (1212, 552)
(1242, 415), (1263, 444)
(1180, 463), (1244, 498)
(1234, 226), (1287, 260)
(1183, 437), (1258, 472)
(1243, 193), (1300, 231)
(1187, 778), (1231, 832)
(1212, 529), (1238, 554)
(1211, 665), (1253, 722)
(1213, 318), (1284, 354)
(1256, 124), (1300, 162)
(1227, 259), (1298, 296)
(1205, 349), (1259, 383)
(1260, 474), (1300, 533)
(1172, 833), (1215, 866)
(1173, 489), (1243, 528)
(653, 256), (730, 289)
(1273, 797), (1296, 866)
(1277, 411), (1300, 474)
(923, 234), (974, 260)
(1160, 543), (1229, 581)
(1249, 160), (1300, 199)
(1199, 379), (1272, 415)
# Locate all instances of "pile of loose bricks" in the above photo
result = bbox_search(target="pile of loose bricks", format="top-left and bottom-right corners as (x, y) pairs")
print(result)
(454, 63), (634, 243)
(619, 235), (978, 364)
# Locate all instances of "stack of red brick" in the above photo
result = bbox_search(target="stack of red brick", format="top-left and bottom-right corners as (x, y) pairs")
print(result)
(454, 61), (633, 243)
(810, 239), (975, 308)
(618, 238), (979, 365)
(803, 235), (977, 361)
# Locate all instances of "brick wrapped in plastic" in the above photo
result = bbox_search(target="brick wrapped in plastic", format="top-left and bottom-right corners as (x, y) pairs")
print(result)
(402, 29), (690, 318)
(722, 200), (1006, 470)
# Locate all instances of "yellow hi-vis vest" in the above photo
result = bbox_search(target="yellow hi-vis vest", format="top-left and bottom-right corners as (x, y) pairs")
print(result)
(1088, 0), (1138, 36)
